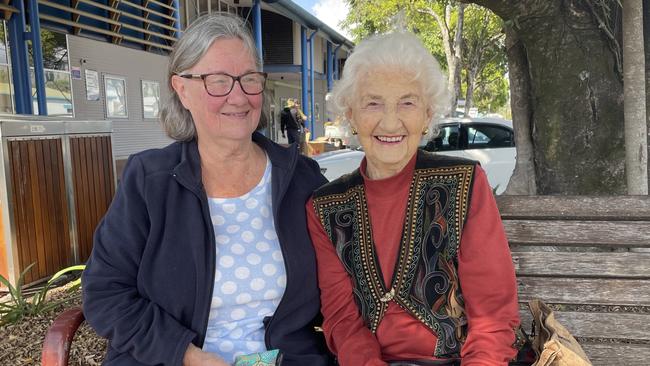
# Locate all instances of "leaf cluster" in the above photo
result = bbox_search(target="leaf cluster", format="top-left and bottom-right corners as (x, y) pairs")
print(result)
(344, 0), (510, 112)
(0, 263), (84, 325)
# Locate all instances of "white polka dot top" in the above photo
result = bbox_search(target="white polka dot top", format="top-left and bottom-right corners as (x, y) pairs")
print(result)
(202, 156), (286, 363)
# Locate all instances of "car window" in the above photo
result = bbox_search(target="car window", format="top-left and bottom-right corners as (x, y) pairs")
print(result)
(424, 125), (461, 151)
(467, 124), (514, 149)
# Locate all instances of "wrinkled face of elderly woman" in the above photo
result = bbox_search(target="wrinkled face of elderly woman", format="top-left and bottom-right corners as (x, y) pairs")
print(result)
(347, 68), (432, 179)
(172, 38), (263, 143)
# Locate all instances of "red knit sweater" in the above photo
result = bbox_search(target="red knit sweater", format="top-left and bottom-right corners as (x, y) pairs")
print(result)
(306, 155), (520, 366)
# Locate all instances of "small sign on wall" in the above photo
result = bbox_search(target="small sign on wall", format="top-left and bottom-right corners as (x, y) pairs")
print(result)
(71, 66), (81, 80)
(104, 75), (128, 118)
(85, 69), (100, 101)
(141, 80), (160, 119)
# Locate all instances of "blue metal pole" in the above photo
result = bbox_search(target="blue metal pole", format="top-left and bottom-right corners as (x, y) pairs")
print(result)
(333, 44), (343, 80)
(7, 0), (32, 114)
(300, 27), (308, 119)
(308, 31), (316, 140)
(326, 41), (333, 91)
(172, 0), (182, 37)
(252, 0), (263, 64)
(28, 0), (47, 115)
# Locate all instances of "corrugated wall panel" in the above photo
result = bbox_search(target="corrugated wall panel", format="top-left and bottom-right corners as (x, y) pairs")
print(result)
(67, 35), (173, 159)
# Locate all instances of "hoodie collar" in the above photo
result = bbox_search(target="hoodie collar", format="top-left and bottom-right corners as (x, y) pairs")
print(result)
(172, 131), (297, 193)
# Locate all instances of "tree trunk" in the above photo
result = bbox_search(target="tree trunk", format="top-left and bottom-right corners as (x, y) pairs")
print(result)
(503, 27), (537, 195)
(643, 0), (650, 191)
(431, 6), (459, 114)
(452, 4), (466, 114)
(623, 0), (648, 194)
(467, 0), (625, 194)
(464, 66), (478, 115)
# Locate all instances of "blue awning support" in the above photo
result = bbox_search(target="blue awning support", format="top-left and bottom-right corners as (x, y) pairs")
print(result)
(326, 41), (333, 91)
(172, 0), (182, 37)
(308, 30), (317, 140)
(7, 0), (32, 114)
(300, 26), (308, 123)
(333, 44), (343, 80)
(252, 0), (263, 64)
(27, 0), (47, 115)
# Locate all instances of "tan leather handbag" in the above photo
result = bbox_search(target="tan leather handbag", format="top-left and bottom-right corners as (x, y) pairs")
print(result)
(528, 300), (592, 366)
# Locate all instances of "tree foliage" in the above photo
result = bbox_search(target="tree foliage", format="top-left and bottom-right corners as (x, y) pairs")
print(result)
(460, 5), (507, 113)
(343, 0), (509, 115)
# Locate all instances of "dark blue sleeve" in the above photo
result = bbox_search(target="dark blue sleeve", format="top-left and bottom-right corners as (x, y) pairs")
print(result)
(82, 155), (196, 366)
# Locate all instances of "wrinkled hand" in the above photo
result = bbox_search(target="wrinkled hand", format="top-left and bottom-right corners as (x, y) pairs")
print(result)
(183, 344), (229, 366)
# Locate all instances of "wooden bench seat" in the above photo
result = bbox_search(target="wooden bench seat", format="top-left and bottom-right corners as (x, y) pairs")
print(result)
(42, 196), (650, 366)
(497, 195), (650, 366)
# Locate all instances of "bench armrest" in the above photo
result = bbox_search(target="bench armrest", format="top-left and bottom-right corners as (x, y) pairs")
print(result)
(42, 307), (85, 366)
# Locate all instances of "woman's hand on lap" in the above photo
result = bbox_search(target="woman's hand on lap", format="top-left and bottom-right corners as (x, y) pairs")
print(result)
(183, 344), (230, 366)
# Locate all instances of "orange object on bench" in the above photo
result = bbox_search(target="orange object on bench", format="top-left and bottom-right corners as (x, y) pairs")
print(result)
(41, 307), (85, 366)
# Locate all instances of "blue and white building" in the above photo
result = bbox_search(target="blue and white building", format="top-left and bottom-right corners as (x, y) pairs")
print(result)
(0, 0), (353, 167)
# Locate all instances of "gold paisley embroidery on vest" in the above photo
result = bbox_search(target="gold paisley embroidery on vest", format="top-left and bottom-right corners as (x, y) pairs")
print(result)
(313, 162), (474, 357)
(389, 165), (474, 356)
(313, 186), (388, 330)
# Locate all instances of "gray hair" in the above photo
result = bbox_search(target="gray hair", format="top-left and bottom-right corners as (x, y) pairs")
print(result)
(161, 12), (267, 141)
(329, 32), (449, 140)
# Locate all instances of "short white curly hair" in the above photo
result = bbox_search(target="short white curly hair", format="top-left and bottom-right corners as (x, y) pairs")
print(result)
(329, 32), (449, 139)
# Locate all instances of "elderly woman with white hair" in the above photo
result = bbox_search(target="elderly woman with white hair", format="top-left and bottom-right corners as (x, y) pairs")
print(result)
(82, 13), (330, 366)
(306, 32), (521, 365)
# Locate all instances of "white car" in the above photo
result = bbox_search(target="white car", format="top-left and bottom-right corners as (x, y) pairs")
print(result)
(313, 118), (517, 194)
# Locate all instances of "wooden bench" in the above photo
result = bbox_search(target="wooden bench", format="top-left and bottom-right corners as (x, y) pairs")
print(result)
(497, 195), (650, 366)
(42, 195), (650, 365)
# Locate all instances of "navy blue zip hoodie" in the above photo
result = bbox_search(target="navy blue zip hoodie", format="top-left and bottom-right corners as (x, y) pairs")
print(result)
(82, 132), (331, 365)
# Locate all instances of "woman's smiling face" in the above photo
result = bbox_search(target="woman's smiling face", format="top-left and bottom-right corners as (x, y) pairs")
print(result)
(347, 68), (432, 179)
(172, 38), (263, 144)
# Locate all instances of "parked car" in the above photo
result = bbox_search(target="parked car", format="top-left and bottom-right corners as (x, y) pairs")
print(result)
(313, 117), (517, 194)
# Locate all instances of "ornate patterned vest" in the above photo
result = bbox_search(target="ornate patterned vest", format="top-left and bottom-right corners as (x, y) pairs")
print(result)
(312, 150), (476, 358)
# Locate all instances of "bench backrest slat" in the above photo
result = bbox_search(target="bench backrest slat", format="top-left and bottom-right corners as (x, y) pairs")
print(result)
(517, 277), (650, 306)
(505, 220), (650, 247)
(518, 310), (650, 341)
(581, 344), (650, 365)
(512, 252), (650, 278)
(498, 196), (650, 220)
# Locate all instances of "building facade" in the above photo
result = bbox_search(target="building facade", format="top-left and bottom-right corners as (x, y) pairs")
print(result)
(1, 0), (352, 161)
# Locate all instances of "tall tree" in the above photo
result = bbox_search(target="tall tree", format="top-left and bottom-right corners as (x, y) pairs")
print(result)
(463, 0), (625, 194)
(461, 5), (506, 114)
(645, 0), (650, 182)
(503, 27), (537, 195)
(415, 1), (466, 113)
(344, 0), (511, 116)
(623, 0), (648, 194)
(343, 0), (468, 113)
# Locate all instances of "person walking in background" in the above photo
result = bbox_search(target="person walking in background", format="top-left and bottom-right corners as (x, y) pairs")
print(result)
(306, 31), (520, 365)
(280, 98), (304, 145)
(82, 13), (330, 366)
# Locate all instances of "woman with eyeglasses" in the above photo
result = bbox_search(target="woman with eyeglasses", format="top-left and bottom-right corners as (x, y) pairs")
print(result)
(82, 13), (330, 366)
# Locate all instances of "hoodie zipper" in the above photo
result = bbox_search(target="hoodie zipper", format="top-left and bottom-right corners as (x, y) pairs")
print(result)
(264, 147), (298, 350)
(172, 172), (216, 348)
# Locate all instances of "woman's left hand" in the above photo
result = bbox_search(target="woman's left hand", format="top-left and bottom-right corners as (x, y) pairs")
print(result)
(182, 344), (230, 366)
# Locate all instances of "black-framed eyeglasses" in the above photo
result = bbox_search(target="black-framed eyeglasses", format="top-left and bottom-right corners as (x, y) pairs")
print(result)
(177, 71), (268, 97)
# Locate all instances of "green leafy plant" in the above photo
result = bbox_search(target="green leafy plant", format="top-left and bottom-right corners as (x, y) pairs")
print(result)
(49, 264), (86, 292)
(0, 263), (84, 325)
